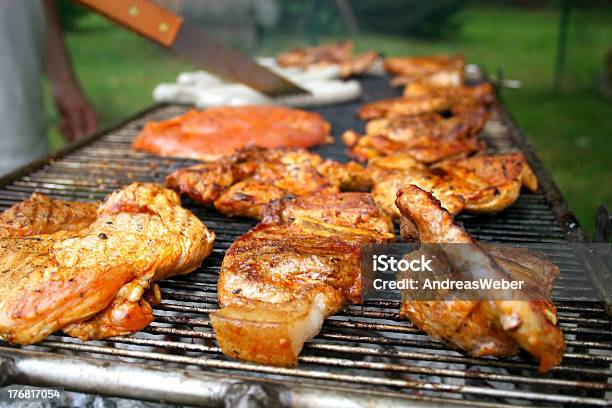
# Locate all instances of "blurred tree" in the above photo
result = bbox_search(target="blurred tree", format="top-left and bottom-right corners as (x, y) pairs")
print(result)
(272, 0), (467, 38)
(351, 0), (467, 37)
(57, 0), (90, 32)
(603, 49), (612, 98)
(477, 0), (609, 7)
(274, 0), (346, 36)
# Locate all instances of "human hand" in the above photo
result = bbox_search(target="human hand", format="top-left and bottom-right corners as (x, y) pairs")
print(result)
(52, 83), (98, 142)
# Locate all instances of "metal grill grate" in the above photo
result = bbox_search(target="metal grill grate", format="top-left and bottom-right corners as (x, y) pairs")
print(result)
(0, 77), (610, 407)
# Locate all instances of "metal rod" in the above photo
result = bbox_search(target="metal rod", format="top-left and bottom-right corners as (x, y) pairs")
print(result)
(2, 348), (466, 408)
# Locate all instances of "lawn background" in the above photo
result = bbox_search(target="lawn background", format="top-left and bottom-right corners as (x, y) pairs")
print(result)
(47, 5), (612, 236)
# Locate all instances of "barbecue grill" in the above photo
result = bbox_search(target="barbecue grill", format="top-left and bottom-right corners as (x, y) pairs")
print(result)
(0, 76), (610, 407)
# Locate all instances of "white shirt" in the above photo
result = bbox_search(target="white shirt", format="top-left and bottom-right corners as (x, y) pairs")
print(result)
(0, 1), (49, 176)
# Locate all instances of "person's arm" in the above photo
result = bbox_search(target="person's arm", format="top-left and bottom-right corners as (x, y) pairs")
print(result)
(43, 0), (97, 142)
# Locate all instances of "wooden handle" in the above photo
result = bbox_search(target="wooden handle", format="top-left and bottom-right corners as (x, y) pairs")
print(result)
(74, 0), (183, 47)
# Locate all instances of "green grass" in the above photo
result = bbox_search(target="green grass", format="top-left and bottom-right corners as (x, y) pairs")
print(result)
(49, 6), (612, 236)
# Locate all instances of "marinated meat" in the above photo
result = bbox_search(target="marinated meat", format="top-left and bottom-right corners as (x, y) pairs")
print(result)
(368, 154), (465, 221)
(357, 95), (451, 121)
(132, 106), (333, 161)
(166, 147), (372, 220)
(431, 152), (538, 213)
(358, 82), (493, 121)
(0, 183), (215, 344)
(345, 110), (487, 163)
(277, 41), (378, 78)
(395, 185), (565, 372)
(0, 193), (98, 238)
(277, 41), (353, 67)
(404, 82), (495, 107)
(210, 193), (394, 366)
(384, 54), (465, 87)
(339, 50), (378, 78)
(370, 152), (537, 223)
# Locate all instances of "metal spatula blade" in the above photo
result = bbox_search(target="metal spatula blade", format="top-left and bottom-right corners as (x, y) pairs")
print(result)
(74, 0), (310, 97)
(172, 24), (310, 97)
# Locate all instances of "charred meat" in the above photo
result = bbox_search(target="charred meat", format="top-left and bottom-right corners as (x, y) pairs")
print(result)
(166, 147), (372, 220)
(345, 110), (487, 163)
(370, 152), (538, 222)
(395, 185), (564, 372)
(210, 193), (394, 366)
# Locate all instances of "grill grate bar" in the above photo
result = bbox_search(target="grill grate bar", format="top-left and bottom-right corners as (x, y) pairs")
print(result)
(156, 296), (612, 334)
(142, 324), (611, 376)
(152, 310), (612, 349)
(30, 341), (612, 406)
(160, 291), (610, 326)
(65, 335), (607, 392)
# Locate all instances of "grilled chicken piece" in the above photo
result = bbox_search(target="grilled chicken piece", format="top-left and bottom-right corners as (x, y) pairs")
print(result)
(358, 82), (493, 121)
(385, 55), (464, 77)
(384, 54), (465, 87)
(0, 183), (214, 344)
(315, 159), (373, 191)
(339, 50), (379, 78)
(395, 185), (564, 371)
(358, 95), (451, 121)
(0, 193), (98, 238)
(210, 193), (394, 366)
(345, 110), (487, 163)
(358, 78), (493, 123)
(64, 283), (163, 340)
(276, 41), (378, 78)
(368, 154), (465, 222)
(404, 82), (495, 107)
(485, 245), (559, 300)
(370, 152), (537, 225)
(132, 106), (333, 161)
(277, 41), (353, 67)
(262, 192), (394, 235)
(167, 147), (372, 220)
(431, 152), (538, 214)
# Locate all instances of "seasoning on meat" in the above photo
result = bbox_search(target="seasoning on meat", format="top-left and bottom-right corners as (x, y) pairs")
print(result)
(211, 192), (394, 366)
(369, 152), (538, 222)
(132, 105), (333, 161)
(0, 183), (215, 344)
(166, 147), (372, 220)
(395, 184), (564, 372)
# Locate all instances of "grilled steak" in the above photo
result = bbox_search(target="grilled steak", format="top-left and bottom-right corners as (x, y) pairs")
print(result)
(210, 193), (394, 366)
(395, 184), (565, 372)
(0, 183), (215, 344)
(132, 106), (333, 161)
(167, 147), (372, 220)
